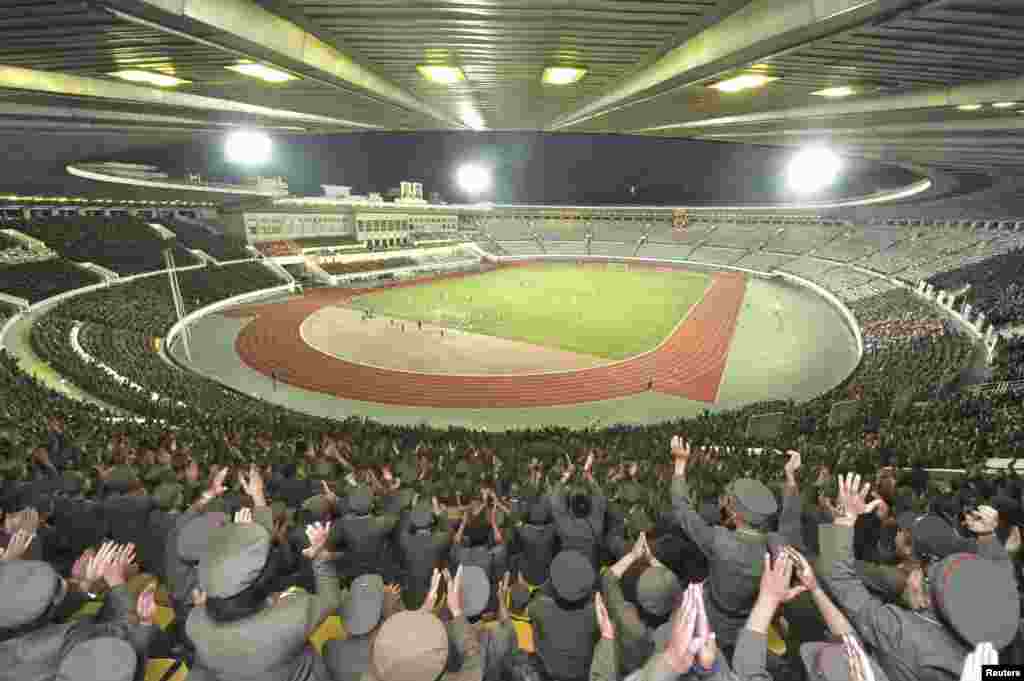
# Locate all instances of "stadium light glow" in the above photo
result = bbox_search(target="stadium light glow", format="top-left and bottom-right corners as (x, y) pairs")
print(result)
(417, 65), (465, 84)
(459, 103), (486, 130)
(811, 86), (856, 98)
(710, 74), (777, 92)
(993, 102), (1018, 109)
(109, 70), (189, 87)
(542, 67), (587, 85)
(787, 148), (842, 194)
(225, 130), (273, 166)
(957, 103), (983, 111)
(226, 62), (297, 83)
(456, 164), (491, 195)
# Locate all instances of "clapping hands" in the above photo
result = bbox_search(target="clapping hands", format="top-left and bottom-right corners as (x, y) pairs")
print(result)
(302, 521), (331, 561)
(0, 529), (35, 561)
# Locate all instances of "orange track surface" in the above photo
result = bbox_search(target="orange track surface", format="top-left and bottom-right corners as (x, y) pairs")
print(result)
(233, 264), (747, 407)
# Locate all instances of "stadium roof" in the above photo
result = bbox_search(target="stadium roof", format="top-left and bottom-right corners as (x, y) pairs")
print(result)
(0, 0), (1021, 176)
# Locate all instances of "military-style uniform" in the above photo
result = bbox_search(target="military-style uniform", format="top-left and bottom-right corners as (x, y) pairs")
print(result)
(528, 551), (599, 681)
(670, 476), (800, 653)
(510, 499), (557, 587)
(819, 519), (1018, 681)
(187, 506), (343, 681)
(332, 488), (399, 581)
(396, 505), (451, 610)
(548, 481), (608, 567)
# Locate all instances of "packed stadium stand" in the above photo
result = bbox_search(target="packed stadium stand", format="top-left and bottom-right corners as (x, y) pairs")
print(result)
(8, 217), (197, 275)
(161, 219), (250, 261)
(0, 259), (102, 302)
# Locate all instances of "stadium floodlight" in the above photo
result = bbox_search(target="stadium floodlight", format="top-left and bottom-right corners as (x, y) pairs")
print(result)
(456, 163), (491, 195)
(993, 102), (1018, 109)
(811, 86), (856, 98)
(787, 147), (842, 194)
(710, 74), (777, 93)
(956, 103), (983, 111)
(417, 65), (465, 84)
(109, 70), (189, 87)
(226, 62), (297, 83)
(225, 130), (273, 166)
(542, 67), (587, 85)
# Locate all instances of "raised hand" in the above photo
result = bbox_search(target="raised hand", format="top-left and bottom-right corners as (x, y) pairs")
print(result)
(836, 473), (882, 525)
(445, 566), (464, 618)
(136, 585), (157, 625)
(207, 466), (229, 498)
(302, 521), (332, 560)
(964, 505), (999, 536)
(784, 450), (802, 479)
(0, 529), (35, 561)
(595, 592), (616, 640)
(185, 459), (200, 484)
(234, 508), (253, 524)
(421, 568), (443, 612)
(670, 435), (690, 463)
(692, 585), (717, 669)
(783, 546), (818, 593)
(103, 543), (138, 587)
(497, 571), (512, 621)
(321, 480), (338, 505)
(845, 634), (878, 681)
(86, 542), (118, 586)
(758, 552), (807, 606)
(238, 464), (266, 504)
(71, 548), (95, 581)
(665, 586), (699, 672)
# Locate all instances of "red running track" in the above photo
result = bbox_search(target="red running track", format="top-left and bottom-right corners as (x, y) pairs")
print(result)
(233, 266), (747, 407)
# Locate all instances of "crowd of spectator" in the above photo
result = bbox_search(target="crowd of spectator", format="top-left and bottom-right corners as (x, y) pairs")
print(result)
(929, 247), (1024, 327)
(2, 226), (1024, 680)
(9, 217), (198, 275)
(994, 336), (1024, 382)
(161, 220), (250, 262)
(256, 241), (302, 257)
(0, 231), (56, 267)
(319, 257), (417, 276)
(0, 259), (102, 303)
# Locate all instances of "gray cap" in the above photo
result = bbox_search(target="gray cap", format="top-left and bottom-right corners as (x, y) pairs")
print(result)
(0, 560), (62, 629)
(176, 512), (229, 562)
(460, 565), (490, 618)
(343, 574), (385, 637)
(799, 642), (890, 681)
(56, 637), (137, 681)
(895, 511), (922, 531)
(549, 551), (595, 603)
(912, 515), (968, 561)
(728, 478), (778, 523)
(636, 566), (682, 617)
(930, 553), (1021, 648)
(198, 522), (271, 599)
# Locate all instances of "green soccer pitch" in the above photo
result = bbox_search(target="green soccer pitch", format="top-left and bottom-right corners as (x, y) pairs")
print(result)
(348, 263), (711, 360)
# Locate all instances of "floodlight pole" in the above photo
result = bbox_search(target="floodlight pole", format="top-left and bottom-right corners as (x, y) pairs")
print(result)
(163, 247), (191, 362)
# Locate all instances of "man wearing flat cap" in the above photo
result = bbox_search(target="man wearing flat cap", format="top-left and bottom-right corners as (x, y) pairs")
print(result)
(360, 566), (483, 681)
(528, 550), (599, 681)
(397, 500), (451, 610)
(820, 473), (1019, 681)
(509, 495), (557, 589)
(600, 532), (682, 675)
(333, 486), (399, 581)
(547, 452), (608, 568)
(669, 436), (802, 655)
(324, 574), (405, 681)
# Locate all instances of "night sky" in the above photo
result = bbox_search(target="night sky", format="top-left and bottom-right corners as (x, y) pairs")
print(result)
(142, 131), (918, 206)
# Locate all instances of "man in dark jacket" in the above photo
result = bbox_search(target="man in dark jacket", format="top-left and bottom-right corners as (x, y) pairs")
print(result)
(668, 436), (802, 656)
(511, 496), (557, 588)
(332, 486), (398, 581)
(396, 500), (450, 610)
(548, 453), (607, 568)
(528, 550), (599, 681)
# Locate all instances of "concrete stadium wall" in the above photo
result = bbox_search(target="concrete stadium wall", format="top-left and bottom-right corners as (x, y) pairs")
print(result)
(161, 282), (298, 368)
